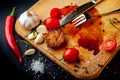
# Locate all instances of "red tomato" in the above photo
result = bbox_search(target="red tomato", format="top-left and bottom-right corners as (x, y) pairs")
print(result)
(50, 8), (62, 19)
(103, 38), (117, 51)
(63, 48), (79, 63)
(45, 17), (60, 30)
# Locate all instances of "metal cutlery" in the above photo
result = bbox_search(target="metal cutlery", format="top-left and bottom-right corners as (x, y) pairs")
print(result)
(72, 8), (120, 27)
(60, 0), (102, 27)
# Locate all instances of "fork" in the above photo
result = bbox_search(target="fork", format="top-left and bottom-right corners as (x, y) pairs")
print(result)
(72, 8), (120, 27)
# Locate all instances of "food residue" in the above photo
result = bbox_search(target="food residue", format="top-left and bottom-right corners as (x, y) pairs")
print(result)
(61, 4), (78, 16)
(62, 8), (104, 55)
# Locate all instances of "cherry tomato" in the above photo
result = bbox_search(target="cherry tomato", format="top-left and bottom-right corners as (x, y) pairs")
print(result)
(45, 17), (60, 30)
(63, 48), (79, 63)
(50, 8), (62, 19)
(103, 38), (117, 51)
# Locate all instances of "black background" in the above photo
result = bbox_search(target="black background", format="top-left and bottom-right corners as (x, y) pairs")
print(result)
(0, 0), (120, 80)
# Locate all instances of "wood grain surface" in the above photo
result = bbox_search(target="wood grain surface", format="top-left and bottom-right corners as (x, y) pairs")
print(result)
(15, 0), (120, 79)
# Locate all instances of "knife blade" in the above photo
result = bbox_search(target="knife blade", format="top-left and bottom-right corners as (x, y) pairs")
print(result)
(60, 0), (101, 27)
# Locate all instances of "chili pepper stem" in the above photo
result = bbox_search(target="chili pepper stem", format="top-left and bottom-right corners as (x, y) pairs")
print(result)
(10, 6), (16, 16)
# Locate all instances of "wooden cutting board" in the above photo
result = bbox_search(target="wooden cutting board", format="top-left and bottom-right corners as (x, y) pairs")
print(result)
(15, 0), (120, 79)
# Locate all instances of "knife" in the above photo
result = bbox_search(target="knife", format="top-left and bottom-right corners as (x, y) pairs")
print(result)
(60, 0), (102, 27)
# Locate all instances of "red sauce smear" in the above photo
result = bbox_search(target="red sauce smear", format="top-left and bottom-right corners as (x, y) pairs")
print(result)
(61, 4), (78, 16)
(62, 6), (104, 55)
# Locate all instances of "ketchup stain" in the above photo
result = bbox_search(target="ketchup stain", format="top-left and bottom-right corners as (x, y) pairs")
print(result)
(61, 4), (78, 16)
(62, 6), (104, 55)
(78, 36), (100, 55)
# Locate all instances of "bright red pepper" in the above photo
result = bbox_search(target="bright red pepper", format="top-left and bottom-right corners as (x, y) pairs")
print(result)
(4, 7), (22, 63)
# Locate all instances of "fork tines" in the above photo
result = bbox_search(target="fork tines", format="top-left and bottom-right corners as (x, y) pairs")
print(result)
(72, 14), (87, 27)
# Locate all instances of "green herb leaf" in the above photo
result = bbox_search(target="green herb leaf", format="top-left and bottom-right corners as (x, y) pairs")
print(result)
(21, 40), (32, 46)
(24, 33), (30, 37)
(32, 30), (36, 36)
(24, 30), (33, 37)
(38, 57), (44, 62)
(23, 44), (28, 58)
(59, 57), (64, 61)
(109, 18), (119, 30)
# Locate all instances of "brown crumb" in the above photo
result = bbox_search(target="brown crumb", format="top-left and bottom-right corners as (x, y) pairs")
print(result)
(98, 64), (103, 67)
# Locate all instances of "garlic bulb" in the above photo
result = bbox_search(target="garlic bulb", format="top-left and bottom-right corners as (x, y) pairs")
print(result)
(35, 33), (44, 44)
(36, 24), (48, 34)
(18, 11), (40, 30)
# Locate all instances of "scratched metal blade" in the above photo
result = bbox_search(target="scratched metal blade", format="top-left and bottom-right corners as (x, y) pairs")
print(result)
(60, 0), (97, 27)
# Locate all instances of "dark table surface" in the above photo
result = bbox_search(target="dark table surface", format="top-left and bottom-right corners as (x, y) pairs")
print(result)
(1, 0), (120, 80)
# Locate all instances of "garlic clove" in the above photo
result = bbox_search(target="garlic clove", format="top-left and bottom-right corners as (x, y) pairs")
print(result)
(36, 24), (48, 34)
(35, 33), (44, 44)
(28, 31), (37, 40)
(24, 49), (35, 56)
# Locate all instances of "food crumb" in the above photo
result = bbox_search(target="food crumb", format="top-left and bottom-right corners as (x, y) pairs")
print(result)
(98, 64), (103, 67)
(53, 76), (56, 79)
(106, 66), (109, 69)
(104, 74), (107, 77)
(114, 72), (117, 74)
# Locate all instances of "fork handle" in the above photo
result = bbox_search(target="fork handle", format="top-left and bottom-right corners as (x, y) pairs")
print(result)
(94, 8), (120, 17)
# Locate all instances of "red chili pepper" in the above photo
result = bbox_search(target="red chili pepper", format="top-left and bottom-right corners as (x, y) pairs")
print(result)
(4, 7), (22, 63)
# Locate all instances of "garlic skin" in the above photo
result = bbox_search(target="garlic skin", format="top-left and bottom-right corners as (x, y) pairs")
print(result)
(28, 31), (37, 40)
(35, 33), (44, 44)
(19, 11), (40, 30)
(36, 24), (48, 34)
(24, 49), (35, 56)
